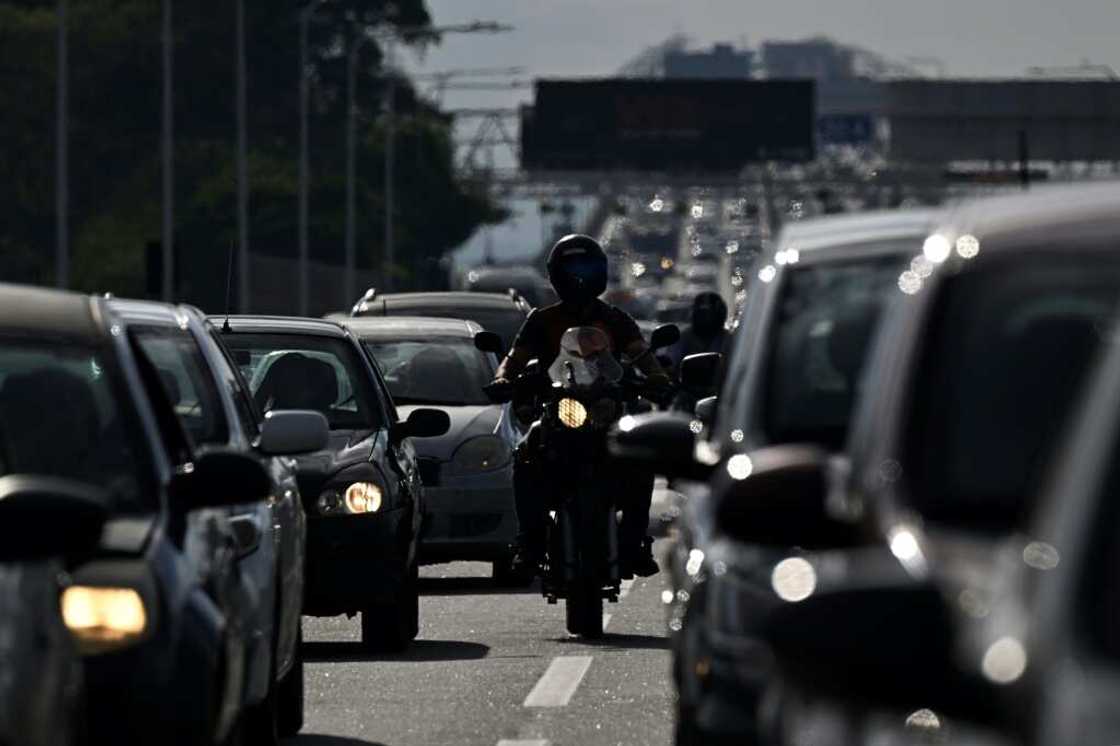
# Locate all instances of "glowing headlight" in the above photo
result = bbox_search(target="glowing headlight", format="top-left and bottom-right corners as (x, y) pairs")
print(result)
(344, 482), (382, 514)
(62, 586), (148, 653)
(557, 398), (588, 429)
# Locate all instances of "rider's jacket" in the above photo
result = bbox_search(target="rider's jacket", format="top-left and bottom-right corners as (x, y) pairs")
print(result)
(511, 299), (645, 369)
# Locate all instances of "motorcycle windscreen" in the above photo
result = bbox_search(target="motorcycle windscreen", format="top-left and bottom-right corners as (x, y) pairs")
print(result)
(549, 326), (623, 387)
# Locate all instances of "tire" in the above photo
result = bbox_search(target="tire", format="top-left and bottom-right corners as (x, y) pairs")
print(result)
(276, 625), (304, 737)
(492, 557), (533, 587)
(241, 684), (279, 746)
(361, 563), (419, 652)
(564, 579), (603, 638)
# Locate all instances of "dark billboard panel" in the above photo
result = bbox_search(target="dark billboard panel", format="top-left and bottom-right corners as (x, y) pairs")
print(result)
(521, 79), (815, 172)
(887, 81), (1120, 162)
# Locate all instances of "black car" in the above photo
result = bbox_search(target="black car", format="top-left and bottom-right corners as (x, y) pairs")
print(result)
(217, 316), (450, 651)
(0, 478), (106, 746)
(110, 299), (327, 744)
(348, 290), (531, 350)
(0, 282), (284, 746)
(618, 209), (939, 744)
(750, 181), (1120, 746)
(461, 264), (557, 308)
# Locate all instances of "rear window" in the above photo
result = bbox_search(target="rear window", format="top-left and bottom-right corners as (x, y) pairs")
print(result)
(904, 253), (1120, 533)
(762, 250), (908, 449)
(387, 306), (525, 349)
(364, 337), (493, 406)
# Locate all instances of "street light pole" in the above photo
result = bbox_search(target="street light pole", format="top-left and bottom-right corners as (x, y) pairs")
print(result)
(235, 0), (249, 311)
(55, 0), (68, 289)
(345, 32), (375, 305)
(161, 0), (174, 301)
(298, 1), (327, 316)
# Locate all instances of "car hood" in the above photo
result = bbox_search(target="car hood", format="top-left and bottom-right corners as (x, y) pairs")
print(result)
(292, 429), (379, 497)
(397, 404), (505, 461)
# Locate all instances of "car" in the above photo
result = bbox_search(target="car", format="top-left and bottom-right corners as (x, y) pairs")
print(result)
(750, 181), (1120, 746)
(216, 316), (450, 651)
(340, 316), (525, 582)
(0, 478), (106, 746)
(610, 208), (941, 744)
(461, 265), (557, 308)
(109, 300), (327, 744)
(348, 290), (532, 351)
(0, 282), (294, 746)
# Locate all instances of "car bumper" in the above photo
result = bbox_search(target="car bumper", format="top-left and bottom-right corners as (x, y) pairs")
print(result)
(304, 506), (412, 615)
(419, 470), (517, 562)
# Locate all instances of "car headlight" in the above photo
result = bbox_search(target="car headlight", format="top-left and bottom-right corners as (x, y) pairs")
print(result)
(317, 481), (383, 515)
(61, 586), (148, 654)
(450, 435), (512, 475)
(557, 398), (588, 429)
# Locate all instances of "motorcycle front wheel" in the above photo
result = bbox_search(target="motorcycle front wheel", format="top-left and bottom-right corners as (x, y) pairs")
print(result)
(565, 578), (603, 638)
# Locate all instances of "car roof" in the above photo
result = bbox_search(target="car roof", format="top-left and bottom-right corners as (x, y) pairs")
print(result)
(775, 208), (942, 254)
(209, 315), (349, 338)
(106, 297), (193, 327)
(357, 291), (527, 314)
(936, 181), (1120, 251)
(339, 316), (481, 339)
(0, 282), (103, 342)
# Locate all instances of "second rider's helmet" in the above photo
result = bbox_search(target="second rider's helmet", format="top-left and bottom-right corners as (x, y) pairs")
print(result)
(546, 234), (608, 305)
(691, 291), (728, 340)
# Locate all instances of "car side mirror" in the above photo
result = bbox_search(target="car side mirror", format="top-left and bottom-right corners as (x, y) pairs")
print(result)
(177, 449), (272, 509)
(712, 445), (858, 549)
(694, 396), (717, 426)
(0, 475), (108, 562)
(393, 408), (451, 442)
(650, 324), (681, 351)
(681, 352), (722, 396)
(474, 331), (505, 356)
(607, 412), (713, 481)
(258, 410), (329, 456)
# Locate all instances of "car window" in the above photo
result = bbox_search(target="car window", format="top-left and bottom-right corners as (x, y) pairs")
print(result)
(1079, 429), (1120, 661)
(0, 338), (154, 513)
(207, 327), (260, 441)
(904, 253), (1120, 534)
(222, 333), (384, 431)
(132, 326), (230, 446)
(762, 249), (908, 449)
(388, 307), (525, 348)
(363, 337), (493, 406)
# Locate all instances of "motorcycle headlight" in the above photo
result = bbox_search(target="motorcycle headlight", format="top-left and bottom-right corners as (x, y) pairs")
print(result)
(557, 398), (588, 429)
(62, 586), (148, 654)
(450, 435), (512, 475)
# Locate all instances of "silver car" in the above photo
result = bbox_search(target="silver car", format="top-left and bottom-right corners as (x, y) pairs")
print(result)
(341, 317), (525, 584)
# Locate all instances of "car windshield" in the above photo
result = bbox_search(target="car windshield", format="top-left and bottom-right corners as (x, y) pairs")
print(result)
(364, 337), (493, 406)
(222, 333), (383, 431)
(763, 248), (909, 449)
(904, 253), (1120, 533)
(0, 338), (152, 513)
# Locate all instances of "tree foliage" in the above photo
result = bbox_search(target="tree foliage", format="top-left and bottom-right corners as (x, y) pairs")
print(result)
(0, 0), (499, 305)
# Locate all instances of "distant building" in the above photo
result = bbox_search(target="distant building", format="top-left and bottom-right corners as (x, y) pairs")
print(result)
(762, 38), (856, 80)
(664, 44), (754, 79)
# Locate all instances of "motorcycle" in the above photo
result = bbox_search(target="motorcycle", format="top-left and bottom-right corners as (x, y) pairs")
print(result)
(476, 324), (679, 638)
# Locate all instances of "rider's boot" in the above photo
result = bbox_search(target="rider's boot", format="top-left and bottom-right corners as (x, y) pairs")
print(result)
(622, 536), (659, 578)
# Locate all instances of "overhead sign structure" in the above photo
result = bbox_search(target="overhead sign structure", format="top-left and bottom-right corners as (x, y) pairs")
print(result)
(887, 81), (1120, 162)
(521, 79), (816, 172)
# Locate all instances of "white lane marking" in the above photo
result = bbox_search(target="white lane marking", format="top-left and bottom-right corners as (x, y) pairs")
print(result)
(602, 612), (612, 630)
(619, 578), (636, 599)
(497, 741), (549, 746)
(523, 656), (594, 707)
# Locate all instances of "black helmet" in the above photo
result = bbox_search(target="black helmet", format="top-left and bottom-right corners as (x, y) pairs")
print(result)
(546, 234), (608, 305)
(691, 292), (728, 340)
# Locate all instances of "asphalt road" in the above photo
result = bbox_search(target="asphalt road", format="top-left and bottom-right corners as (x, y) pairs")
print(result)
(288, 488), (681, 746)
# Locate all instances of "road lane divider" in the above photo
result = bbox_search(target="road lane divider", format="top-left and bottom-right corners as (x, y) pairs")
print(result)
(523, 656), (594, 707)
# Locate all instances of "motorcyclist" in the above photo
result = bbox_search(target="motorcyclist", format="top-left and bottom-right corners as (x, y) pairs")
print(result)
(490, 234), (672, 578)
(669, 291), (729, 374)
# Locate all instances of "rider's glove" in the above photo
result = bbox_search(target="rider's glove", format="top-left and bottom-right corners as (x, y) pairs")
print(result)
(483, 377), (515, 404)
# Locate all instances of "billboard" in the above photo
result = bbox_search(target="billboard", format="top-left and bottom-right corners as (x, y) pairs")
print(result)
(521, 79), (815, 171)
(887, 81), (1120, 162)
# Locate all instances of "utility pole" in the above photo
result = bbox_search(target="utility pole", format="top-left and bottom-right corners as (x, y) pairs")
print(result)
(55, 0), (68, 289)
(236, 0), (250, 311)
(161, 0), (174, 301)
(298, 0), (327, 316)
(345, 31), (375, 306)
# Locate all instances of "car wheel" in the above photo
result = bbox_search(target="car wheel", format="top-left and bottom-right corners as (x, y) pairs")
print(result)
(276, 624), (304, 737)
(241, 675), (279, 746)
(360, 562), (418, 652)
(492, 557), (533, 587)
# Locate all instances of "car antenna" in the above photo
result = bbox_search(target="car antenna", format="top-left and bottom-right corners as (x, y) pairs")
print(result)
(221, 239), (234, 333)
